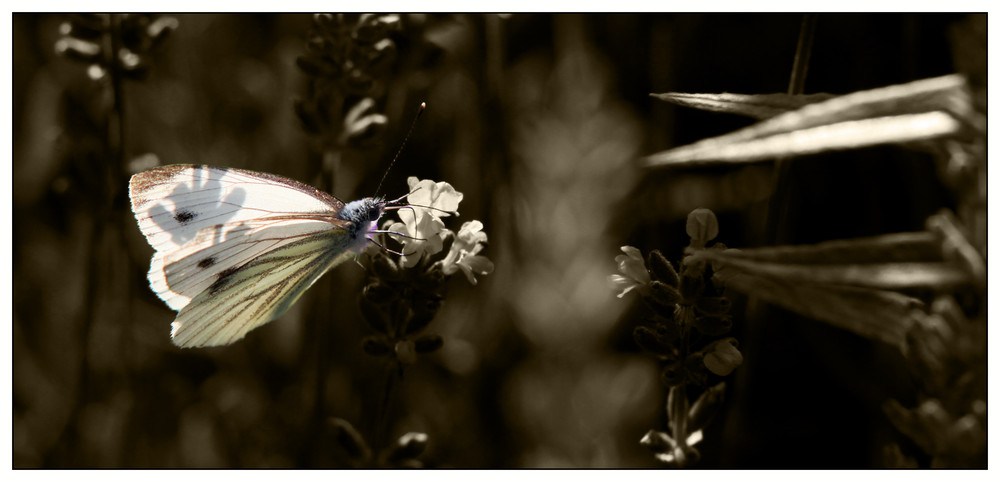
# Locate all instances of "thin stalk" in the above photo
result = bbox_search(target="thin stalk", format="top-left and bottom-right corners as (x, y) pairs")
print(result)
(67, 13), (130, 465)
(372, 360), (401, 458)
(767, 14), (819, 245)
(788, 14), (818, 96)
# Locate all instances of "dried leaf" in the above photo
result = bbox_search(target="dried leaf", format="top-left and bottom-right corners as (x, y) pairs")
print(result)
(651, 91), (835, 120)
(698, 231), (941, 265)
(646, 74), (975, 168)
(698, 250), (968, 291)
(716, 270), (917, 351)
(646, 112), (961, 167)
(926, 210), (985, 286)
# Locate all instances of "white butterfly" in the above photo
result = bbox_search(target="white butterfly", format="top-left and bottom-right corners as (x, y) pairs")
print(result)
(129, 164), (389, 348)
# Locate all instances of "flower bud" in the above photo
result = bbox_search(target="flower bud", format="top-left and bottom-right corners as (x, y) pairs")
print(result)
(54, 37), (101, 62)
(395, 339), (417, 364)
(695, 296), (731, 316)
(371, 251), (400, 280)
(686, 208), (719, 247)
(649, 281), (682, 308)
(703, 338), (743, 376)
(358, 295), (388, 334)
(146, 16), (179, 48)
(362, 281), (395, 304)
(660, 361), (684, 387)
(692, 314), (732, 336)
(652, 314), (682, 345)
(646, 250), (679, 286)
(639, 429), (675, 453)
(678, 263), (706, 302)
(384, 432), (428, 464)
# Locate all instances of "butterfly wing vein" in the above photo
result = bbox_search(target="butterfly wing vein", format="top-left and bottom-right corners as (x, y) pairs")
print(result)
(172, 231), (356, 347)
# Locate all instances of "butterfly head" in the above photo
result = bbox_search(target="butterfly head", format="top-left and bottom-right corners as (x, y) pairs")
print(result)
(336, 197), (388, 248)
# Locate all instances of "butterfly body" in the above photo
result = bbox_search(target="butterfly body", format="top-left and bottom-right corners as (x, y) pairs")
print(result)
(129, 164), (386, 348)
(335, 197), (388, 252)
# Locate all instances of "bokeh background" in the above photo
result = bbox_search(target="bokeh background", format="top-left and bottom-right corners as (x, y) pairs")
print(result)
(12, 13), (979, 468)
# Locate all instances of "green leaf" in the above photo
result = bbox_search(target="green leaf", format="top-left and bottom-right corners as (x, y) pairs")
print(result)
(651, 91), (834, 120)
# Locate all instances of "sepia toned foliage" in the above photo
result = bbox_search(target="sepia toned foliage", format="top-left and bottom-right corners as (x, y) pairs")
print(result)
(12, 13), (984, 468)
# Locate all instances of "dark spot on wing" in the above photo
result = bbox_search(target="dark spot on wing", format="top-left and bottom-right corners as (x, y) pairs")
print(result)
(198, 257), (216, 268)
(174, 210), (196, 224)
(210, 266), (240, 293)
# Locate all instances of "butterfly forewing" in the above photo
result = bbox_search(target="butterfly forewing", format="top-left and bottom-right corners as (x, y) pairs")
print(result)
(130, 165), (343, 250)
(129, 165), (362, 346)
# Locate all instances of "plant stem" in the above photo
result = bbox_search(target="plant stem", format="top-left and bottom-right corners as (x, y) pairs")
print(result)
(372, 360), (400, 458)
(767, 14), (819, 245)
(788, 14), (818, 96)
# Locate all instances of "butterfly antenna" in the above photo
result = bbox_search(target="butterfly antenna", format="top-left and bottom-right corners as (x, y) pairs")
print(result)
(376, 102), (426, 196)
(384, 203), (455, 216)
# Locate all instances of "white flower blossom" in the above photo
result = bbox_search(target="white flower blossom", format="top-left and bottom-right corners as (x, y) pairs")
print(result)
(441, 220), (494, 285)
(608, 245), (651, 298)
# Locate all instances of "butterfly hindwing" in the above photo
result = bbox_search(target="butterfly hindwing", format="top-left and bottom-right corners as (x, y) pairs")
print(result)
(170, 230), (357, 348)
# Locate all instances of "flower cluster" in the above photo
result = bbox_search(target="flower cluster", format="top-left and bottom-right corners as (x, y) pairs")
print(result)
(359, 177), (493, 364)
(882, 294), (987, 467)
(295, 14), (403, 145)
(609, 208), (740, 467)
(55, 14), (178, 81)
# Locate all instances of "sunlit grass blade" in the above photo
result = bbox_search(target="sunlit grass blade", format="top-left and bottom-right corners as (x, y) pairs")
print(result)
(646, 111), (961, 167)
(687, 231), (941, 265)
(701, 252), (969, 291)
(650, 92), (834, 120)
(645, 74), (976, 168)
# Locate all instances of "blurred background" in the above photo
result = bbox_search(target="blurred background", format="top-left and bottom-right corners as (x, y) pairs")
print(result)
(12, 13), (978, 468)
